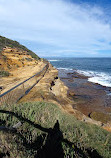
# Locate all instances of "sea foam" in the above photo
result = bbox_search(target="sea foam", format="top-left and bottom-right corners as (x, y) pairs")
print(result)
(57, 67), (73, 71)
(48, 60), (61, 62)
(77, 70), (111, 87)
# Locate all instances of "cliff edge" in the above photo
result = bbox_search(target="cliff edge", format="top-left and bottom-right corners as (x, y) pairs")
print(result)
(0, 36), (110, 131)
(0, 36), (111, 158)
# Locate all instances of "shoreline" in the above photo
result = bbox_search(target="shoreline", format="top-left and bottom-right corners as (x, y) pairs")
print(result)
(58, 68), (111, 123)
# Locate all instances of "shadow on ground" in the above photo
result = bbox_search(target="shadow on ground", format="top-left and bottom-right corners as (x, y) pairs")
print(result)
(0, 110), (102, 158)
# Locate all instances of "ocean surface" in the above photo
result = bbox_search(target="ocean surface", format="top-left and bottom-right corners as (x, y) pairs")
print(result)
(47, 58), (111, 88)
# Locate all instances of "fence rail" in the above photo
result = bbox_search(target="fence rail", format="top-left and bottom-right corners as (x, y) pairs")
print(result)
(0, 63), (49, 105)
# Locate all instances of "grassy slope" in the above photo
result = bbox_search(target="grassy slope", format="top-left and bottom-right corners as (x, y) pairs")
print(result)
(0, 35), (40, 60)
(0, 102), (111, 158)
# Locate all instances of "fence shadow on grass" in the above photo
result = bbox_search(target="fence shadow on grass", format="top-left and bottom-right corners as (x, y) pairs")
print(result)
(0, 110), (102, 158)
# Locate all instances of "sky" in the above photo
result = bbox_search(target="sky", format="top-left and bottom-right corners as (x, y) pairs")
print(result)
(0, 0), (111, 57)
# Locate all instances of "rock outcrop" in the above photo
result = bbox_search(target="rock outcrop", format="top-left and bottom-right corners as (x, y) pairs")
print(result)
(18, 62), (105, 128)
(0, 47), (38, 71)
(0, 39), (110, 132)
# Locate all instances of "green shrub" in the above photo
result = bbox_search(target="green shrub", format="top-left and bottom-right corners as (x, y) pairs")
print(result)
(0, 70), (10, 77)
(25, 58), (33, 61)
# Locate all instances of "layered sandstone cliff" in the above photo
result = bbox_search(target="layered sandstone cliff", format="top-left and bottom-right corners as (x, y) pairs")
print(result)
(0, 47), (39, 71)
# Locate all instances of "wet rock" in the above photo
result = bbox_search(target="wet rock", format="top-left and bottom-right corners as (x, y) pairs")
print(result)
(68, 91), (75, 96)
(89, 112), (111, 124)
(67, 72), (88, 79)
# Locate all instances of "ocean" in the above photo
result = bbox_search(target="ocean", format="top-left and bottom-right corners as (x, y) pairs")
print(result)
(47, 57), (111, 88)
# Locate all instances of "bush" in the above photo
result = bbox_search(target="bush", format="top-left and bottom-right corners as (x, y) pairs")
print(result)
(25, 58), (33, 61)
(0, 70), (10, 77)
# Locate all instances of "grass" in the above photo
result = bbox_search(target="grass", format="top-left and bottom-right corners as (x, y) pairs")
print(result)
(0, 101), (111, 157)
(0, 70), (10, 77)
(0, 35), (40, 60)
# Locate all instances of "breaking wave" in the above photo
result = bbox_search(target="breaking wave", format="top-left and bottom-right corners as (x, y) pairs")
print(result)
(77, 70), (111, 87)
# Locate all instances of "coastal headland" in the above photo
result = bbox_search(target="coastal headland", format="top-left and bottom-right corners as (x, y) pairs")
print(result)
(0, 36), (111, 157)
(1, 43), (111, 130)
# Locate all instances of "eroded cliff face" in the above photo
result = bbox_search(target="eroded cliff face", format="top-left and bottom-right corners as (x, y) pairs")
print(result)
(0, 47), (38, 71)
(0, 47), (45, 94)
(19, 63), (68, 102)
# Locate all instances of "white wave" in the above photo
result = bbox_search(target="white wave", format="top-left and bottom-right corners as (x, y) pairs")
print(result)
(57, 67), (73, 71)
(107, 93), (111, 96)
(88, 77), (111, 87)
(77, 70), (97, 77)
(48, 60), (61, 62)
(77, 70), (111, 87)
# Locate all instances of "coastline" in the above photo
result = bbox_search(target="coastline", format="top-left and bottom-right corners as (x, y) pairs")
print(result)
(58, 68), (111, 123)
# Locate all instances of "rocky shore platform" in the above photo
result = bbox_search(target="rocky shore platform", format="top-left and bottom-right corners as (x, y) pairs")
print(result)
(58, 69), (111, 125)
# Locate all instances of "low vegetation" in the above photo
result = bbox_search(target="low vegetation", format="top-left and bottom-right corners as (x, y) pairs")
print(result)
(0, 35), (40, 60)
(0, 70), (10, 77)
(0, 101), (111, 157)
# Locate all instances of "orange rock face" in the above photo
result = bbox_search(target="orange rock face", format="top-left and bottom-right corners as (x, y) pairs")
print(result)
(0, 47), (38, 71)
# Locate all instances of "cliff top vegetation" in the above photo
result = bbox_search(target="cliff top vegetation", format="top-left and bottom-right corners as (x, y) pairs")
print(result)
(0, 35), (40, 60)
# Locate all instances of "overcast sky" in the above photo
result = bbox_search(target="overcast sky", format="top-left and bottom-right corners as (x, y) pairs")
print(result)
(0, 0), (111, 57)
